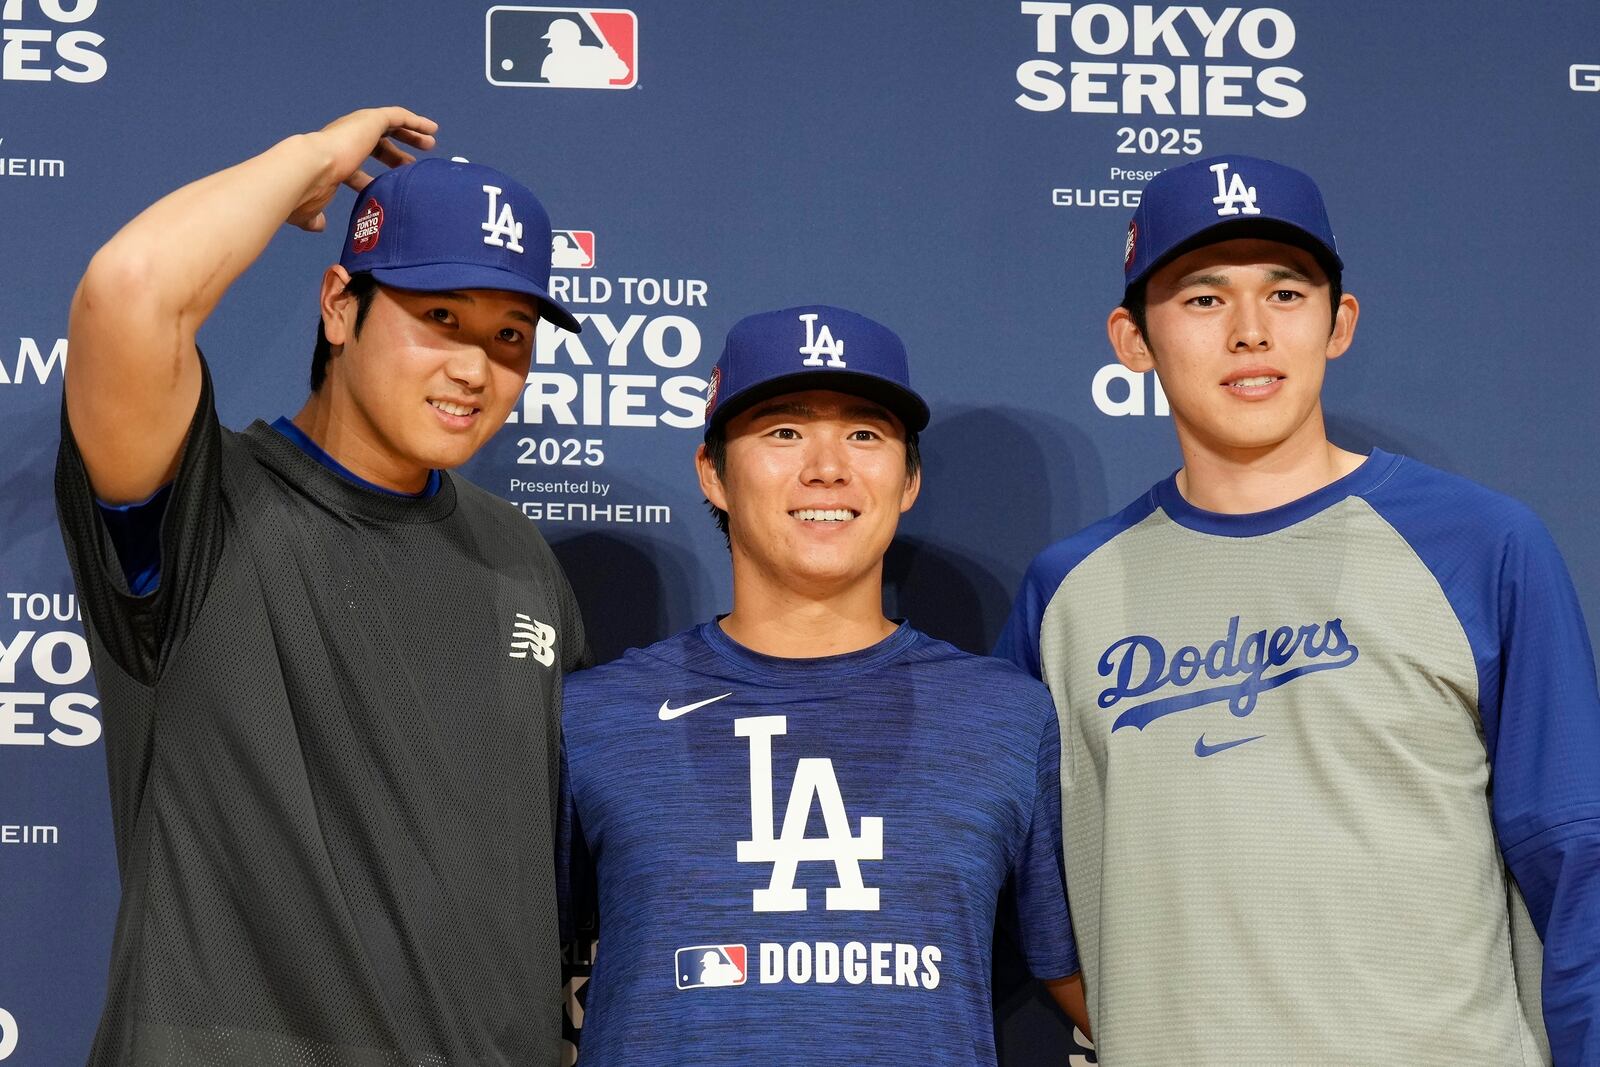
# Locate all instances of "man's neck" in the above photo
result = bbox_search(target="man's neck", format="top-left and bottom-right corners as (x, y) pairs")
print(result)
(1173, 416), (1366, 515)
(292, 393), (429, 494)
(719, 563), (897, 659)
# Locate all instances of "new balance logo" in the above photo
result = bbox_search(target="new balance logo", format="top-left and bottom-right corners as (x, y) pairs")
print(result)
(482, 184), (526, 253)
(509, 613), (556, 665)
(1210, 161), (1261, 217)
(735, 715), (881, 913)
(798, 312), (846, 368)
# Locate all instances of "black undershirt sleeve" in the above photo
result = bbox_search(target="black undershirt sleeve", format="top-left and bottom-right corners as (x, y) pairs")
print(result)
(56, 353), (226, 687)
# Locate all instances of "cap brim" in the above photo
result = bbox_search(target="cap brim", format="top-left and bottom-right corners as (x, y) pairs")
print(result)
(706, 369), (930, 436)
(369, 262), (582, 334)
(1127, 218), (1343, 295)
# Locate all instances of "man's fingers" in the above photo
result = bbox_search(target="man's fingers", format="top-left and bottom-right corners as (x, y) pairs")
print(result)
(374, 106), (438, 138)
(388, 127), (437, 151)
(371, 139), (417, 170)
(325, 106), (435, 142)
(346, 169), (375, 194)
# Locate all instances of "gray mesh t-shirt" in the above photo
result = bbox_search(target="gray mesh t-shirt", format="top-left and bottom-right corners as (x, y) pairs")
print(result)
(56, 362), (587, 1067)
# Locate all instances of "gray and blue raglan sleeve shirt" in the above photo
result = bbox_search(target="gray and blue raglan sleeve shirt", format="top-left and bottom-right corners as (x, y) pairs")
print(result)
(997, 449), (1600, 1066)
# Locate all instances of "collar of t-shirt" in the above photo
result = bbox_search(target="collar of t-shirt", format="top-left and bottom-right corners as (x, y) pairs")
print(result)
(1151, 448), (1402, 538)
(269, 417), (441, 498)
(696, 618), (921, 686)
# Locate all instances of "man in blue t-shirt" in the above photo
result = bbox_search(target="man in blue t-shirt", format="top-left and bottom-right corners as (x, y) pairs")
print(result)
(997, 156), (1600, 1064)
(560, 306), (1086, 1064)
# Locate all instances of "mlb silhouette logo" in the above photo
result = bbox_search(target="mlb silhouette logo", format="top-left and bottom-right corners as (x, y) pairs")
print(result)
(675, 945), (747, 990)
(551, 229), (596, 269)
(485, 6), (638, 89)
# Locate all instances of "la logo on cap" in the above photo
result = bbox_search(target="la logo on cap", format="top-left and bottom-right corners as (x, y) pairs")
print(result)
(1210, 161), (1261, 218)
(798, 312), (846, 368)
(482, 184), (525, 253)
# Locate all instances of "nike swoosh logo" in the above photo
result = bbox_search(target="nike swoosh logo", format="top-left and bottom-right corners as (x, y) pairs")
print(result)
(658, 693), (732, 721)
(1194, 734), (1264, 758)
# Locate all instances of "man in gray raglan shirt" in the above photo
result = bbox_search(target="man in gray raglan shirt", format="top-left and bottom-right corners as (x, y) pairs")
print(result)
(56, 108), (588, 1065)
(998, 156), (1600, 1064)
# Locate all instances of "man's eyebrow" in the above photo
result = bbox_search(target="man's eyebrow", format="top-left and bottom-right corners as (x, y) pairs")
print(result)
(843, 402), (896, 424)
(1265, 267), (1313, 284)
(747, 400), (817, 421)
(1176, 272), (1233, 288)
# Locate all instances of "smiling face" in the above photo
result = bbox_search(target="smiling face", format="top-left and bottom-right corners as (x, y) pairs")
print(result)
(315, 268), (538, 490)
(698, 389), (921, 599)
(1108, 237), (1358, 465)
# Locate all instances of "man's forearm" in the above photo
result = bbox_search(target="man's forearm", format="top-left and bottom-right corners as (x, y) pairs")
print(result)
(1044, 972), (1090, 1039)
(77, 134), (336, 340)
(64, 107), (435, 503)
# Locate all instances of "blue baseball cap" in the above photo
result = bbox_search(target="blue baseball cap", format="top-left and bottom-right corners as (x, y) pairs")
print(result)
(1123, 154), (1342, 293)
(703, 305), (930, 435)
(339, 157), (581, 334)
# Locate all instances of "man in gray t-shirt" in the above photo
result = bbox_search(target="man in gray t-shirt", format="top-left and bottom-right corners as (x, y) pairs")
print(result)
(57, 108), (588, 1066)
(999, 156), (1600, 1064)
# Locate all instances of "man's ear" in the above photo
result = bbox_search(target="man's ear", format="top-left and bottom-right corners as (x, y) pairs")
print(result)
(1325, 292), (1360, 362)
(319, 264), (356, 349)
(899, 463), (921, 514)
(696, 443), (729, 514)
(1108, 305), (1155, 373)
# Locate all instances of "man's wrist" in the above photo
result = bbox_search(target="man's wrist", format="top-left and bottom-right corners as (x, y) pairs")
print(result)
(268, 131), (339, 196)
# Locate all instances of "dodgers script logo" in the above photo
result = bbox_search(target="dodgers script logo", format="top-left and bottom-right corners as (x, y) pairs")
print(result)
(1099, 615), (1359, 733)
(485, 6), (638, 89)
(735, 715), (881, 912)
(482, 185), (525, 253)
(798, 312), (846, 369)
(1210, 161), (1261, 217)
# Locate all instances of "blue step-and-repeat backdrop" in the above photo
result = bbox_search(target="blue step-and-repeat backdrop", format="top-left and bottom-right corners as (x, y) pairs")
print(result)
(2, 2), (1598, 1063)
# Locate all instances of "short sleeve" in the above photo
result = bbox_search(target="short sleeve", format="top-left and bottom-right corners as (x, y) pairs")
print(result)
(557, 732), (599, 944)
(55, 353), (226, 685)
(1007, 701), (1079, 980)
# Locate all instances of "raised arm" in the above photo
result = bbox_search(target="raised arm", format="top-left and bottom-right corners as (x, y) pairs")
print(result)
(64, 107), (437, 503)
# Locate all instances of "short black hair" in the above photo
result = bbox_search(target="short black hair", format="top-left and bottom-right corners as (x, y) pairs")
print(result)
(701, 421), (922, 550)
(310, 272), (381, 392)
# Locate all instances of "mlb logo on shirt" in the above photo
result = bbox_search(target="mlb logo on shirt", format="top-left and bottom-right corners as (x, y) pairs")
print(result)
(675, 944), (747, 990)
(551, 229), (596, 269)
(485, 6), (639, 89)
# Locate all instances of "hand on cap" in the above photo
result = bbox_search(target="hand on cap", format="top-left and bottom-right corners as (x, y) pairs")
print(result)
(288, 107), (439, 233)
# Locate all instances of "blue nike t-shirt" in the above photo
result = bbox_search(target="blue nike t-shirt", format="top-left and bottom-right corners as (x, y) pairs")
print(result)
(560, 622), (1076, 1066)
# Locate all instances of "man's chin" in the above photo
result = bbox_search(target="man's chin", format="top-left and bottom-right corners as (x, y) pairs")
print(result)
(413, 431), (493, 470)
